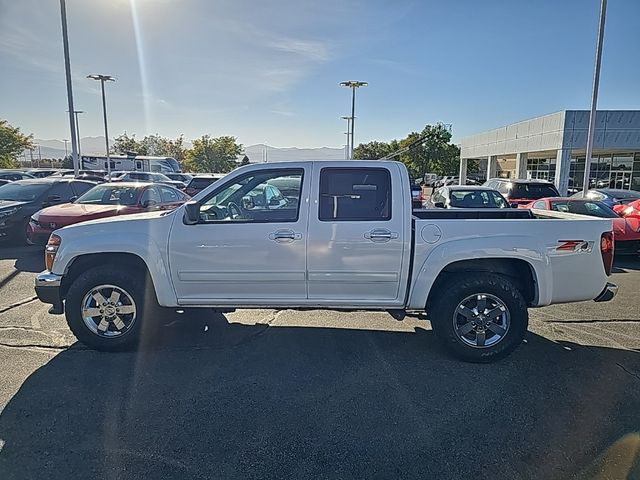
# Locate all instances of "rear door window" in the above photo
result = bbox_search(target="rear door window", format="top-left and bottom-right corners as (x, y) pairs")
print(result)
(318, 168), (391, 221)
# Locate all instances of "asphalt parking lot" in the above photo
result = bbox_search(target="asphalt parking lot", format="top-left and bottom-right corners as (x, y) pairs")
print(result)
(0, 246), (639, 479)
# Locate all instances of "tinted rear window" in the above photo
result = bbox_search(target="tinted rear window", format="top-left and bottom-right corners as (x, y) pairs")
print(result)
(510, 183), (559, 199)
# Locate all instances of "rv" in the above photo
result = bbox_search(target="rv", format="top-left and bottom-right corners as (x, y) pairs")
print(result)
(81, 155), (181, 173)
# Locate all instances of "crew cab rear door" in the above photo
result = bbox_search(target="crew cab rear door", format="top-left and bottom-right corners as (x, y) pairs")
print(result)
(306, 164), (409, 306)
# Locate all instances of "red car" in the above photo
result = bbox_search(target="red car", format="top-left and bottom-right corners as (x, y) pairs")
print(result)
(614, 198), (640, 219)
(523, 197), (640, 255)
(27, 182), (189, 245)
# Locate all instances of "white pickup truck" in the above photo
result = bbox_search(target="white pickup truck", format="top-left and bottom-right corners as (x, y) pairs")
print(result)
(35, 161), (618, 362)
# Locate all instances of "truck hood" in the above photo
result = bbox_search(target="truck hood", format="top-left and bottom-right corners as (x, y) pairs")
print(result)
(60, 209), (173, 230)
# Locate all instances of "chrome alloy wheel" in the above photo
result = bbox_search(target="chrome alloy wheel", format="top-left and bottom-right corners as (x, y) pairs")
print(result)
(453, 293), (510, 348)
(81, 284), (137, 338)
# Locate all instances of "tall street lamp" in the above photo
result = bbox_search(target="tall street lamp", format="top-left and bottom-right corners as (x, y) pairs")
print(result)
(67, 110), (85, 158)
(59, 0), (80, 176)
(583, 0), (607, 195)
(341, 115), (352, 159)
(87, 74), (115, 178)
(340, 81), (367, 159)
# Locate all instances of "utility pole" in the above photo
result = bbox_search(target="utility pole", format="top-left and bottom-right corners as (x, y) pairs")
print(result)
(87, 75), (115, 178)
(583, 0), (607, 195)
(60, 0), (80, 177)
(339, 81), (367, 159)
(63, 139), (68, 157)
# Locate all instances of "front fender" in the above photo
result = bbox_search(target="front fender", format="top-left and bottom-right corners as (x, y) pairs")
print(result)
(407, 234), (551, 310)
(52, 231), (177, 307)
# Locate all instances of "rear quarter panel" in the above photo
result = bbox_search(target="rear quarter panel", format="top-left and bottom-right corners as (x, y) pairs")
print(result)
(408, 214), (612, 309)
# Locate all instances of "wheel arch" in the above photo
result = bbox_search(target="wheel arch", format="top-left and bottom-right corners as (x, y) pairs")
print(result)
(425, 258), (539, 314)
(60, 252), (175, 306)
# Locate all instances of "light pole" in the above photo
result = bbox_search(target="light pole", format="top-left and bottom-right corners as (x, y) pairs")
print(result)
(583, 0), (607, 195)
(67, 110), (84, 158)
(60, 0), (80, 177)
(340, 80), (367, 159)
(87, 74), (115, 178)
(341, 115), (352, 159)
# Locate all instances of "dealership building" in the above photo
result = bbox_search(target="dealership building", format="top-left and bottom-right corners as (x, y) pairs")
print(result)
(459, 110), (640, 194)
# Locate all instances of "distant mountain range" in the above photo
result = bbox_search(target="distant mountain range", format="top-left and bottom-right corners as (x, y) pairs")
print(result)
(28, 138), (346, 163)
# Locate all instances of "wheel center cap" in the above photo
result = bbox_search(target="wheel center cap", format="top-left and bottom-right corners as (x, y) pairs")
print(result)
(105, 306), (116, 316)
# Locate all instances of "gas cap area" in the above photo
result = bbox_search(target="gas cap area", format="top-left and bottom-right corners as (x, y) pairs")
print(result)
(420, 224), (442, 244)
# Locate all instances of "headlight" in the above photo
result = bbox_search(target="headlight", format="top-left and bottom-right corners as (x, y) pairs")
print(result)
(45, 234), (61, 271)
(0, 207), (18, 218)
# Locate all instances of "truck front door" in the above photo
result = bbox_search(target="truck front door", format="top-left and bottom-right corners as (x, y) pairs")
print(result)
(168, 166), (309, 304)
(306, 165), (407, 305)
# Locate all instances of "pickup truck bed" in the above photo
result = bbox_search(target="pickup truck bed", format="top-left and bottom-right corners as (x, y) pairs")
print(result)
(34, 160), (618, 362)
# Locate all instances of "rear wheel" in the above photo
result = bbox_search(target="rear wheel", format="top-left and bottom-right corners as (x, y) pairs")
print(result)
(429, 273), (528, 363)
(65, 265), (156, 350)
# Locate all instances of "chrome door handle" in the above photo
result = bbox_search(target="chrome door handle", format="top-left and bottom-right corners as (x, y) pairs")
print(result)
(269, 229), (302, 242)
(364, 229), (399, 242)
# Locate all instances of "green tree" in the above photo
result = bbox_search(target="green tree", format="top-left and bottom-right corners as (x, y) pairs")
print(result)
(164, 135), (188, 164)
(0, 119), (33, 168)
(111, 132), (146, 155)
(353, 141), (395, 160)
(398, 124), (459, 177)
(185, 135), (242, 173)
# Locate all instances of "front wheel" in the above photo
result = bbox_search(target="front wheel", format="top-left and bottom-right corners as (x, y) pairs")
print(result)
(429, 273), (528, 363)
(65, 265), (154, 351)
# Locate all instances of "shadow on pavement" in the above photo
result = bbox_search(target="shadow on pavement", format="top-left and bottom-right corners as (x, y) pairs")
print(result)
(0, 245), (44, 274)
(613, 256), (640, 274)
(0, 311), (639, 480)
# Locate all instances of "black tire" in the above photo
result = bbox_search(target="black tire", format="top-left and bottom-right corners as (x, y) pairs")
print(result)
(429, 273), (528, 363)
(65, 265), (157, 351)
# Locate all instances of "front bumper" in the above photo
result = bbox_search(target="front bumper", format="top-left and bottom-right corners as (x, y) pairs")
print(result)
(594, 282), (619, 303)
(35, 271), (64, 314)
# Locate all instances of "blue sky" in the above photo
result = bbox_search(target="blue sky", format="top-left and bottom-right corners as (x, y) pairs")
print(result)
(1, 0), (639, 148)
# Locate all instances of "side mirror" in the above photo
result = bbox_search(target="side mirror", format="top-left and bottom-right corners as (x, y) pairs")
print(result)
(434, 202), (445, 209)
(510, 203), (519, 209)
(142, 199), (158, 208)
(43, 194), (62, 206)
(183, 200), (201, 225)
(69, 196), (78, 203)
(269, 197), (280, 206)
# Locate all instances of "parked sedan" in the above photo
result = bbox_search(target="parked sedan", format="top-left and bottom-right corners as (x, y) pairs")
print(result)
(523, 197), (640, 255)
(614, 199), (640, 218)
(184, 174), (225, 196)
(112, 171), (186, 190)
(0, 178), (97, 244)
(484, 178), (560, 206)
(165, 173), (193, 185)
(27, 182), (189, 245)
(0, 171), (35, 181)
(570, 188), (640, 208)
(25, 169), (60, 178)
(426, 185), (510, 209)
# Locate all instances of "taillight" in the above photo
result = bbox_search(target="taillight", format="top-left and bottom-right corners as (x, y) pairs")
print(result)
(45, 234), (61, 271)
(600, 231), (614, 276)
(418, 191), (424, 201)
